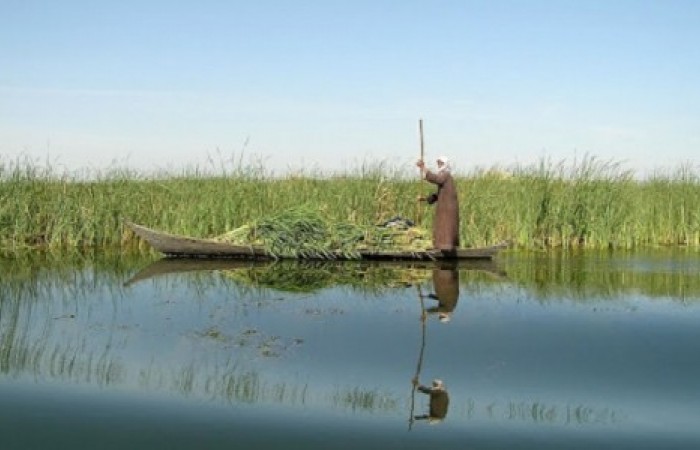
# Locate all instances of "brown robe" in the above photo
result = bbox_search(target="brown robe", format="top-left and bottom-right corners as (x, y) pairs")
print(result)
(417, 385), (450, 420)
(424, 169), (460, 250)
(425, 267), (460, 315)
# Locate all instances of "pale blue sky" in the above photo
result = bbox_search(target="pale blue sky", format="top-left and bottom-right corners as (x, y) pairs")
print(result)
(1, 0), (699, 176)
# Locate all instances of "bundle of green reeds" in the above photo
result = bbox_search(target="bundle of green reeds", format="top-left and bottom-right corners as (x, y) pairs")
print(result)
(214, 205), (431, 259)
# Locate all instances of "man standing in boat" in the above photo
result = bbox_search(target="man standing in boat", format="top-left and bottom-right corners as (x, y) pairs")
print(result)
(416, 156), (460, 252)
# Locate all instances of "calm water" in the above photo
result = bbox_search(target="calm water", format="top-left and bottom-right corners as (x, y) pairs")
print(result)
(1, 250), (700, 449)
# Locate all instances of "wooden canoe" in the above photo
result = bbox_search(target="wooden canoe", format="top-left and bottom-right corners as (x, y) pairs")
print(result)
(124, 220), (508, 261)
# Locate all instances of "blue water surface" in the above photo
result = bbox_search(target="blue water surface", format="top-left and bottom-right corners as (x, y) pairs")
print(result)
(1, 252), (699, 449)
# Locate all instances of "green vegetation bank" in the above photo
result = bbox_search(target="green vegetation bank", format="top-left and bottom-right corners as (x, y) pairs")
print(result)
(2, 157), (700, 253)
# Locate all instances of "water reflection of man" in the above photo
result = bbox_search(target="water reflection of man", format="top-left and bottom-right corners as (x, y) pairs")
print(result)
(424, 263), (459, 323)
(413, 378), (449, 423)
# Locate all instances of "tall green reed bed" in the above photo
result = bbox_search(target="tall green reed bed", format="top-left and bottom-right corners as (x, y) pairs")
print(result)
(1, 156), (700, 253)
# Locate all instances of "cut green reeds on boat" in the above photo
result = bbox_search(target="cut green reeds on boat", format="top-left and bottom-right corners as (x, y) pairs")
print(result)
(214, 205), (432, 260)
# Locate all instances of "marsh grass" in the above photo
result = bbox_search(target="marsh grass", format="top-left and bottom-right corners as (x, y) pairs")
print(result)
(2, 155), (700, 253)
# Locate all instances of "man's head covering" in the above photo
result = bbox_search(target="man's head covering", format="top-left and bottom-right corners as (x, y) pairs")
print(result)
(432, 379), (445, 391)
(436, 156), (451, 173)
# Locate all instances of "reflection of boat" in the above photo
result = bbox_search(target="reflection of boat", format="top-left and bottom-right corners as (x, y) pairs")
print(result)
(123, 259), (268, 286)
(125, 221), (508, 261)
(124, 257), (507, 288)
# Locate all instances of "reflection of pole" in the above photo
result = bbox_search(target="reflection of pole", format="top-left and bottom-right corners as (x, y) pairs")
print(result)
(409, 284), (427, 430)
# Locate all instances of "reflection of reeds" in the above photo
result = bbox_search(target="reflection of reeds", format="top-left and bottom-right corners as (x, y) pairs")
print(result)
(498, 250), (700, 302)
(0, 302), (126, 386)
(2, 249), (700, 320)
(507, 401), (559, 423)
(4, 337), (127, 387)
(331, 387), (399, 413)
(453, 399), (622, 426)
(0, 288), (629, 425)
(166, 364), (310, 406)
(565, 404), (621, 425)
(0, 251), (144, 306)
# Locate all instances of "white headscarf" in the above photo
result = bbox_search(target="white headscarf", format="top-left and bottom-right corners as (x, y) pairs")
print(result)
(432, 379), (445, 391)
(436, 156), (451, 173)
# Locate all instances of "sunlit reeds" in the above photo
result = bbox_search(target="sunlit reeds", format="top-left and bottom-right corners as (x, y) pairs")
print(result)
(2, 155), (700, 253)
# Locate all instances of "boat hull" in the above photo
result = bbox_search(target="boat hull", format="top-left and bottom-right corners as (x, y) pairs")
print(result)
(125, 221), (507, 261)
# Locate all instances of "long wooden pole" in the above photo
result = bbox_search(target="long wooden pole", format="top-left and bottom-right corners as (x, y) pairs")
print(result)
(416, 119), (425, 225)
(419, 119), (425, 162)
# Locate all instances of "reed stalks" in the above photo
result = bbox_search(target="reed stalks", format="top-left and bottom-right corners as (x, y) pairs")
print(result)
(2, 155), (700, 253)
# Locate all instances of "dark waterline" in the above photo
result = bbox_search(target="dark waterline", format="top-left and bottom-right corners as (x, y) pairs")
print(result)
(1, 251), (699, 449)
